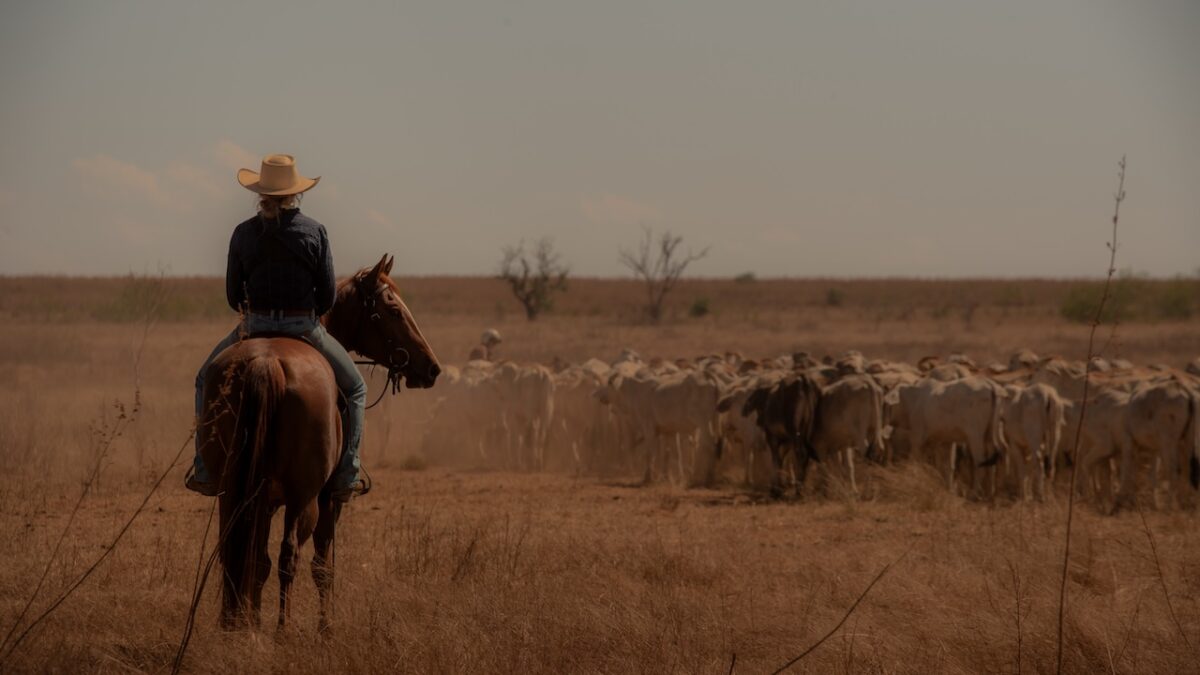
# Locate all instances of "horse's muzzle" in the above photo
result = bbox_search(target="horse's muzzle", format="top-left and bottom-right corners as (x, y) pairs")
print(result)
(405, 362), (441, 389)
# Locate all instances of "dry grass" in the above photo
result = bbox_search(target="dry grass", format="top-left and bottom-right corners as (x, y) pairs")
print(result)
(0, 276), (1198, 673)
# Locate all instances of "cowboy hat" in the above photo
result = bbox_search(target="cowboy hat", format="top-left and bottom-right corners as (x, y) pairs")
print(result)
(236, 154), (320, 195)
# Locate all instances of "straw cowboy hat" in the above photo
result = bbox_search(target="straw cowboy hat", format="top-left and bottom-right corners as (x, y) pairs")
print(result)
(236, 154), (320, 195)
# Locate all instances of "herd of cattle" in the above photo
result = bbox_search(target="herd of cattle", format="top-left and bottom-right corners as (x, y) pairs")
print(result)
(419, 348), (1200, 510)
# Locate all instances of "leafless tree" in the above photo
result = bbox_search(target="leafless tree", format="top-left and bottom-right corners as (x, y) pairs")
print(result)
(498, 237), (569, 321)
(618, 226), (709, 322)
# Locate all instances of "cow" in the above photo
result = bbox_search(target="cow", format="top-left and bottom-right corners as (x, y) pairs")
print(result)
(549, 365), (610, 473)
(1008, 349), (1040, 372)
(809, 374), (886, 496)
(716, 373), (783, 490)
(597, 368), (723, 486)
(1068, 376), (1197, 510)
(1000, 383), (1066, 500)
(740, 372), (823, 497)
(422, 360), (505, 465)
(885, 376), (1007, 498)
(488, 363), (556, 470)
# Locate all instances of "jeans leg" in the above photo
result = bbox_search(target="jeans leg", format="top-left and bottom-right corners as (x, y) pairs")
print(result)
(193, 325), (241, 481)
(307, 324), (367, 489)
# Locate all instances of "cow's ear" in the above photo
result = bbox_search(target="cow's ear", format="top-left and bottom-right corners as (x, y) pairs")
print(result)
(716, 394), (735, 413)
(742, 388), (767, 417)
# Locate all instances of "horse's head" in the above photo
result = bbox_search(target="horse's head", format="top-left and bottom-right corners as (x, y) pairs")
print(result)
(327, 254), (441, 389)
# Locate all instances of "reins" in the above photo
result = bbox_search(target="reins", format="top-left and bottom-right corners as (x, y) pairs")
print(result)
(350, 279), (411, 410)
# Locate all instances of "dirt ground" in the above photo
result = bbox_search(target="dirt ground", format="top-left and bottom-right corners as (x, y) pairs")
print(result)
(0, 276), (1197, 673)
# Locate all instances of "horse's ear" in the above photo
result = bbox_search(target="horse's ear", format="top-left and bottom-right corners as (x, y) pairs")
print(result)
(364, 254), (389, 287)
(383, 255), (395, 277)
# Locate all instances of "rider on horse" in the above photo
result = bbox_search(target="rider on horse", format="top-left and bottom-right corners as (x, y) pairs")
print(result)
(186, 154), (368, 502)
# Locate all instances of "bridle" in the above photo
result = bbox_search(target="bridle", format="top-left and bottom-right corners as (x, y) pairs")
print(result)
(350, 280), (411, 410)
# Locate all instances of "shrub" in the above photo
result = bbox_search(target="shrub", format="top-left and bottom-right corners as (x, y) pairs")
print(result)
(399, 454), (428, 471)
(1060, 284), (1129, 323)
(1060, 275), (1197, 323)
(825, 288), (845, 307)
(1156, 280), (1195, 319)
(734, 272), (756, 284)
(688, 297), (711, 318)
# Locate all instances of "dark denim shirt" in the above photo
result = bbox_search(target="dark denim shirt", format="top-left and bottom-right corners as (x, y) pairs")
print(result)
(226, 208), (336, 315)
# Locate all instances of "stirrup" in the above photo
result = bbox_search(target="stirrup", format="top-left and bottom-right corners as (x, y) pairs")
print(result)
(329, 479), (368, 503)
(330, 467), (372, 503)
(184, 468), (219, 497)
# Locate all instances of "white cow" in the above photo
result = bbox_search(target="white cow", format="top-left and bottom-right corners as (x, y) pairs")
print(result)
(809, 374), (885, 496)
(885, 376), (1007, 498)
(1000, 383), (1066, 500)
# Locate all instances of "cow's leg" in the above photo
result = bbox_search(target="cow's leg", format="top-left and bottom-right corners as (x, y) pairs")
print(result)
(1008, 439), (1027, 501)
(312, 497), (342, 634)
(845, 446), (858, 496)
(767, 437), (785, 498)
(1156, 432), (1185, 509)
(1114, 436), (1137, 510)
(1081, 437), (1117, 513)
(968, 440), (983, 500)
(1033, 447), (1047, 502)
(675, 433), (687, 487)
(947, 443), (959, 494)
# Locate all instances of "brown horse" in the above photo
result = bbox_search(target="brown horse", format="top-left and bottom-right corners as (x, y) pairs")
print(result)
(198, 254), (439, 631)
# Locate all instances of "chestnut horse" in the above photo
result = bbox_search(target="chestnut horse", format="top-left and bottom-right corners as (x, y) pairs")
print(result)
(198, 254), (439, 631)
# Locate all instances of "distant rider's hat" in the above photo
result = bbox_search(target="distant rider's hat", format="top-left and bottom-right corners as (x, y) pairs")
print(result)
(237, 154), (320, 196)
(481, 329), (503, 346)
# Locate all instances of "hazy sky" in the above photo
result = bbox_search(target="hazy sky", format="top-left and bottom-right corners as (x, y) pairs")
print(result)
(1, 1), (1197, 278)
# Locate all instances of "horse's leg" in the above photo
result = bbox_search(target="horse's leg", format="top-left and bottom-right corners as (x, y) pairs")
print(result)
(312, 496), (342, 634)
(249, 504), (275, 628)
(278, 501), (318, 630)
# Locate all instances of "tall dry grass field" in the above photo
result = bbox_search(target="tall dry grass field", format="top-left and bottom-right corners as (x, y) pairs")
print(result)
(0, 276), (1197, 673)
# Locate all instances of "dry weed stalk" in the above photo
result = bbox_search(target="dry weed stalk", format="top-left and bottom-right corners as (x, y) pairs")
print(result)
(1134, 501), (1192, 650)
(0, 429), (194, 667)
(769, 541), (913, 674)
(1055, 155), (1125, 674)
(0, 270), (170, 665)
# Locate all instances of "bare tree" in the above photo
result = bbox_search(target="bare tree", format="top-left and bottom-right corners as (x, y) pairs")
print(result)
(618, 226), (709, 322)
(498, 237), (569, 321)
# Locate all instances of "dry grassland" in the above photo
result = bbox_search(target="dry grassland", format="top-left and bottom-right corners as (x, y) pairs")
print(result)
(0, 276), (1198, 673)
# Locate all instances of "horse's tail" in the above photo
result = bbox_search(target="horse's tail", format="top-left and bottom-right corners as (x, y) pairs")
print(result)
(221, 355), (285, 624)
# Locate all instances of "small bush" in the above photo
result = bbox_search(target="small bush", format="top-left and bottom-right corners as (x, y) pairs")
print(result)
(1156, 280), (1195, 319)
(734, 272), (756, 284)
(825, 288), (844, 307)
(994, 286), (1026, 308)
(688, 297), (711, 318)
(399, 454), (428, 471)
(1061, 274), (1197, 323)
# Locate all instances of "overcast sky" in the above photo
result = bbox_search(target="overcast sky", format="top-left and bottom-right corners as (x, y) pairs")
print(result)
(0, 1), (1196, 278)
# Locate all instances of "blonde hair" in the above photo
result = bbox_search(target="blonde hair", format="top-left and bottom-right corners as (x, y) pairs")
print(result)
(257, 193), (302, 220)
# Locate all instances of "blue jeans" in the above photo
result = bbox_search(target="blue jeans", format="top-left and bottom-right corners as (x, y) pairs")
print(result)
(193, 314), (367, 491)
